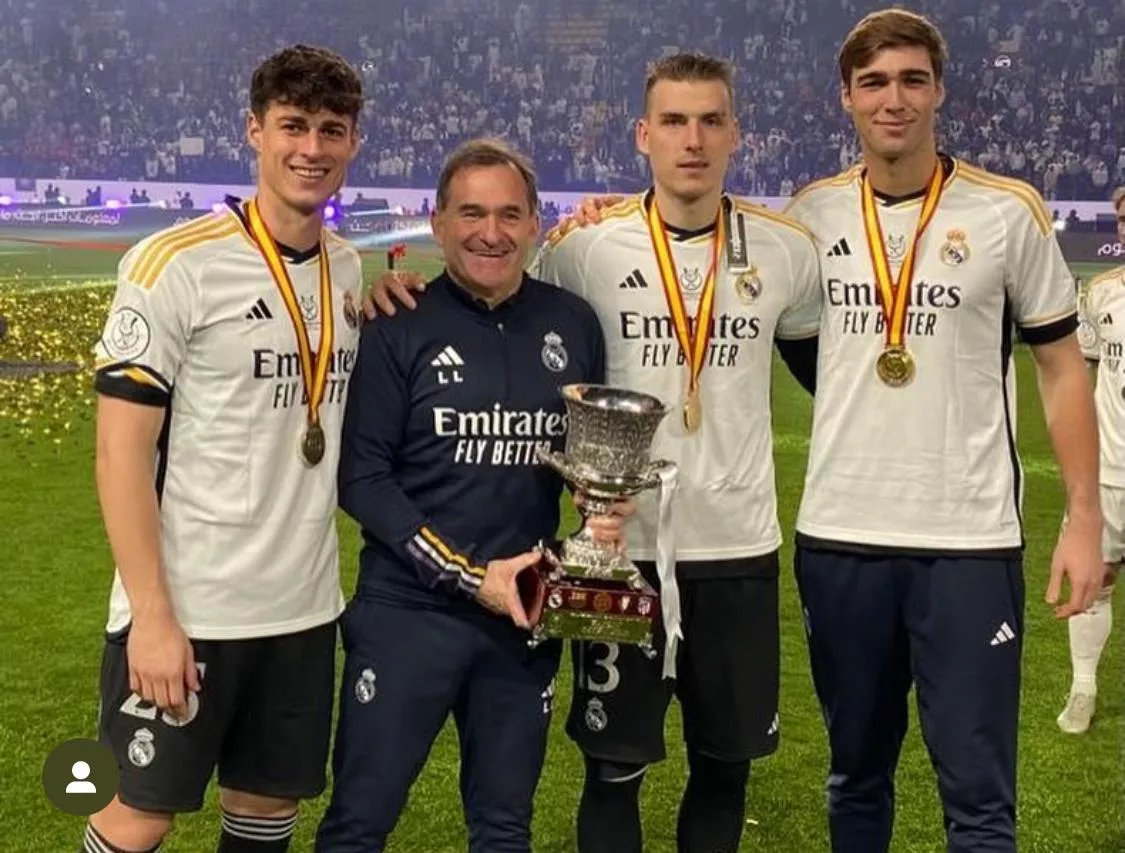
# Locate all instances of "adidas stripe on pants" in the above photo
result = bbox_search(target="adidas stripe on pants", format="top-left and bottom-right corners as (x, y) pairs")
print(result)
(794, 549), (1024, 853)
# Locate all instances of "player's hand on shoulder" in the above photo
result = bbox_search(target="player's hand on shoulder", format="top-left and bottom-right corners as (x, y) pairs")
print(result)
(577, 194), (625, 225)
(477, 549), (544, 629)
(127, 611), (201, 721)
(548, 194), (626, 239)
(362, 270), (428, 319)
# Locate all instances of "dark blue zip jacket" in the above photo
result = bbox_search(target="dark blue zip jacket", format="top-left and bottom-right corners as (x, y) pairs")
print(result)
(339, 271), (606, 610)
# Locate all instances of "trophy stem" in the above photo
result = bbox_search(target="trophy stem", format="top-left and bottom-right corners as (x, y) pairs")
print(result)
(579, 494), (615, 517)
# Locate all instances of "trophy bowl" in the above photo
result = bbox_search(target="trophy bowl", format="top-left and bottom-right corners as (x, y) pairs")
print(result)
(522, 384), (673, 653)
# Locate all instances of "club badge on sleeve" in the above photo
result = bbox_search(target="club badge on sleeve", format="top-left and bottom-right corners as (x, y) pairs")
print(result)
(104, 308), (152, 361)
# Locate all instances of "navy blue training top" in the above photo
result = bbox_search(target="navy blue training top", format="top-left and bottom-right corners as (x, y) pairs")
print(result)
(339, 271), (606, 610)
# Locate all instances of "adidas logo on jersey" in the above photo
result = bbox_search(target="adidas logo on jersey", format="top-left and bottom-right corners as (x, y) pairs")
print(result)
(245, 298), (273, 321)
(432, 345), (465, 385)
(618, 269), (650, 289)
(826, 238), (852, 257)
(990, 621), (1016, 646)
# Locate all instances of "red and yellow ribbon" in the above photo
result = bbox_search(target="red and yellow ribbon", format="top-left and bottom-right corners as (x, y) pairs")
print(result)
(645, 195), (724, 429)
(246, 198), (334, 430)
(860, 164), (944, 350)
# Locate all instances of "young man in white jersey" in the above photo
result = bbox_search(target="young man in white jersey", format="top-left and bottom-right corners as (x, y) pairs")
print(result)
(1057, 185), (1125, 734)
(365, 53), (822, 853)
(554, 13), (1103, 850)
(85, 45), (364, 853)
(779, 10), (1103, 852)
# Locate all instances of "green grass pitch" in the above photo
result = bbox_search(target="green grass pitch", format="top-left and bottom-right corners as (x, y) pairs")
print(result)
(0, 236), (1121, 852)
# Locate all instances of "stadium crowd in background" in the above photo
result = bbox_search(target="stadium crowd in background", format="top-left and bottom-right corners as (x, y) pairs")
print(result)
(0, 0), (1119, 201)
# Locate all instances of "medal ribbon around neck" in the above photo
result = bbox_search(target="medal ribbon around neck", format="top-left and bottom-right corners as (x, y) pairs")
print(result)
(645, 195), (724, 410)
(246, 198), (334, 432)
(860, 163), (944, 352)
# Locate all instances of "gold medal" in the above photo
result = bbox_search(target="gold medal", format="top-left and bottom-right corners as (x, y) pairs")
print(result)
(644, 192), (723, 437)
(860, 162), (945, 389)
(683, 386), (702, 434)
(875, 346), (915, 387)
(245, 199), (334, 467)
(302, 422), (326, 466)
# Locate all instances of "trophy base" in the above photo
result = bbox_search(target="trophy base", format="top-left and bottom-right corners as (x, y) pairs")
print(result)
(526, 572), (659, 656)
(558, 535), (651, 584)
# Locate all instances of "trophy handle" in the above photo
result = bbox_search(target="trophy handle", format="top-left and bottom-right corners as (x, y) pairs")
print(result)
(517, 542), (559, 630)
(516, 562), (547, 626)
(641, 458), (676, 489)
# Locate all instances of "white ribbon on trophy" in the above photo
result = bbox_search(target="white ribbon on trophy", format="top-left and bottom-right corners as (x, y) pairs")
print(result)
(654, 462), (680, 679)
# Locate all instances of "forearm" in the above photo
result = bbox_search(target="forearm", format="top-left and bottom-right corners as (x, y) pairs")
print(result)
(95, 441), (172, 620)
(1038, 353), (1100, 522)
(340, 476), (485, 596)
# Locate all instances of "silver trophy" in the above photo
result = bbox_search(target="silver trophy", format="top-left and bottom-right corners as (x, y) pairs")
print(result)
(524, 384), (674, 650)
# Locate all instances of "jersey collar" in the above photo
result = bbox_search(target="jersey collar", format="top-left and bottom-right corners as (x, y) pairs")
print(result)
(438, 270), (533, 316)
(224, 195), (321, 264)
(641, 187), (726, 241)
(870, 153), (956, 207)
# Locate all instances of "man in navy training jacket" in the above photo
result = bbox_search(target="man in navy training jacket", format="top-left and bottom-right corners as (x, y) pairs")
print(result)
(314, 137), (633, 853)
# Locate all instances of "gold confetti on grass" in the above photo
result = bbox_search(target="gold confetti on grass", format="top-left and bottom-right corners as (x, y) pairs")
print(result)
(0, 283), (111, 444)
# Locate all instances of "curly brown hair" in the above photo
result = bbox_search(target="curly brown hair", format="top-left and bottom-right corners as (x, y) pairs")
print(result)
(250, 44), (363, 123)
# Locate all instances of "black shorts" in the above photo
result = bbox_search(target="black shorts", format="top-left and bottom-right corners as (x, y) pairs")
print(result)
(566, 553), (780, 764)
(97, 620), (337, 813)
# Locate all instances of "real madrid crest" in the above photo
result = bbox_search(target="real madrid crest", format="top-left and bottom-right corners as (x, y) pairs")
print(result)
(1077, 315), (1097, 352)
(940, 228), (970, 266)
(584, 697), (608, 732)
(541, 331), (568, 373)
(127, 728), (156, 768)
(354, 667), (377, 704)
(343, 291), (359, 329)
(734, 265), (763, 304)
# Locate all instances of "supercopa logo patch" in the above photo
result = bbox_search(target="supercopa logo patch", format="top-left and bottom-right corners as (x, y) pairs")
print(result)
(104, 307), (151, 361)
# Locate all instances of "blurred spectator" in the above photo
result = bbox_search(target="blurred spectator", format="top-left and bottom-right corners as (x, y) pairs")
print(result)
(0, 0), (1118, 200)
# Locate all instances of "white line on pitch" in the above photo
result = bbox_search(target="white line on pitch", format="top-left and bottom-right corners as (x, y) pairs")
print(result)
(0, 278), (115, 296)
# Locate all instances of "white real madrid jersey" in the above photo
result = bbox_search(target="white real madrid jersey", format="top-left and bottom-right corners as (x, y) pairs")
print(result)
(785, 159), (1077, 551)
(93, 201), (363, 639)
(1078, 266), (1125, 488)
(532, 192), (821, 561)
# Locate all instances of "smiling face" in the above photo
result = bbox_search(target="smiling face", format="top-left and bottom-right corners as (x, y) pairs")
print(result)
(247, 103), (358, 217)
(431, 162), (540, 302)
(842, 44), (944, 165)
(636, 78), (738, 206)
(1115, 188), (1125, 243)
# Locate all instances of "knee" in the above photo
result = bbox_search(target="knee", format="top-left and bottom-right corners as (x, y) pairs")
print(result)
(687, 750), (750, 797)
(89, 796), (173, 851)
(219, 788), (298, 819)
(585, 756), (648, 785)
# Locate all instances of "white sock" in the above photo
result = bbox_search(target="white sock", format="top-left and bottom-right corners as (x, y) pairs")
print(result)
(1069, 585), (1114, 696)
